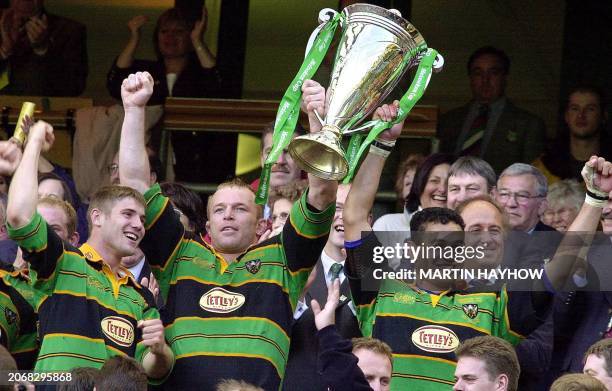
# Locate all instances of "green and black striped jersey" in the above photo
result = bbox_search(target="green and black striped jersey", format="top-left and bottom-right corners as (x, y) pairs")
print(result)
(8, 213), (160, 373)
(346, 232), (542, 391)
(0, 270), (38, 369)
(142, 183), (334, 390)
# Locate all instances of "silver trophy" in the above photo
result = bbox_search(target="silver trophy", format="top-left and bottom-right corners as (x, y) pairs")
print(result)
(288, 4), (443, 180)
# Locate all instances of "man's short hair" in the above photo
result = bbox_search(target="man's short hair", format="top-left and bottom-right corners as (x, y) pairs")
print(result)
(95, 356), (147, 391)
(550, 373), (606, 391)
(206, 178), (263, 220)
(58, 367), (99, 391)
(215, 379), (264, 391)
(455, 195), (509, 229)
(161, 182), (206, 235)
(565, 85), (607, 114)
(467, 46), (510, 75)
(410, 207), (465, 232)
(498, 163), (548, 196)
(38, 197), (78, 235)
(351, 337), (393, 365)
(584, 339), (612, 378)
(38, 172), (75, 206)
(87, 186), (146, 232)
(448, 156), (497, 192)
(455, 336), (520, 391)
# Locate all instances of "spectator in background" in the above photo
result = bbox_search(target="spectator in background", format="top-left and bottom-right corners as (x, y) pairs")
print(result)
(393, 154), (423, 211)
(453, 336), (520, 391)
(584, 339), (612, 390)
(533, 86), (611, 185)
(542, 179), (584, 232)
(446, 156), (496, 210)
(268, 180), (307, 237)
(95, 356), (147, 391)
(0, 0), (87, 96)
(107, 7), (227, 184)
(160, 181), (206, 237)
(215, 379), (264, 391)
(0, 193), (17, 265)
(551, 374), (606, 391)
(438, 46), (546, 173)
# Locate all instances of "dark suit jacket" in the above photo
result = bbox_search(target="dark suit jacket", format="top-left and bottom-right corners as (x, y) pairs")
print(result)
(282, 258), (362, 391)
(438, 100), (546, 173)
(0, 10), (87, 96)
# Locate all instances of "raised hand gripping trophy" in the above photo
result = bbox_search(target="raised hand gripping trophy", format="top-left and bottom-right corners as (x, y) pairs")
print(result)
(256, 3), (443, 204)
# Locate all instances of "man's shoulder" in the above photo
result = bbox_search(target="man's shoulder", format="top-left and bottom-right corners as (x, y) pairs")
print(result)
(503, 100), (544, 123)
(439, 103), (471, 124)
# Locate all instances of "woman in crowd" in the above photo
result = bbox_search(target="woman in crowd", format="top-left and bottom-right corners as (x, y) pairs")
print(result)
(393, 154), (423, 211)
(374, 153), (454, 232)
(541, 179), (584, 232)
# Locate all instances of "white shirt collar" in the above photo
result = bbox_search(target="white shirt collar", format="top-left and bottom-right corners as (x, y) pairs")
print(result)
(321, 249), (345, 277)
(128, 257), (146, 281)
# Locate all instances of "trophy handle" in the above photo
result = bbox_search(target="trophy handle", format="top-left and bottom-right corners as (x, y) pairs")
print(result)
(304, 8), (338, 57)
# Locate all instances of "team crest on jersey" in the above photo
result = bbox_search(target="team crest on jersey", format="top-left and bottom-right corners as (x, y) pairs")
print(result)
(245, 259), (262, 274)
(4, 308), (17, 325)
(411, 325), (460, 353)
(101, 316), (135, 347)
(200, 287), (245, 313)
(462, 304), (479, 319)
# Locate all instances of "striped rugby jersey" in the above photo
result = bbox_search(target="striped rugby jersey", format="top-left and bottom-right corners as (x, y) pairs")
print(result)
(0, 270), (39, 369)
(346, 232), (544, 391)
(8, 213), (160, 373)
(142, 184), (334, 390)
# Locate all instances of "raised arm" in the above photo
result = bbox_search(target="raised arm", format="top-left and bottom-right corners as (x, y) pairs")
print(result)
(344, 102), (402, 242)
(190, 7), (216, 69)
(7, 121), (54, 228)
(301, 79), (326, 134)
(116, 15), (147, 69)
(119, 72), (154, 194)
(544, 156), (612, 289)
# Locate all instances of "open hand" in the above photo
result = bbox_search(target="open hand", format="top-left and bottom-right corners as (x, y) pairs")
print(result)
(311, 278), (340, 331)
(25, 14), (48, 49)
(190, 7), (208, 45)
(127, 15), (148, 36)
(141, 272), (160, 303)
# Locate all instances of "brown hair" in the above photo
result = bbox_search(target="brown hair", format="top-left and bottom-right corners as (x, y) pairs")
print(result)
(87, 186), (146, 232)
(394, 154), (424, 200)
(38, 197), (78, 235)
(550, 373), (606, 391)
(455, 336), (520, 391)
(216, 379), (264, 391)
(206, 178), (263, 220)
(584, 339), (612, 377)
(38, 172), (75, 206)
(58, 367), (99, 391)
(161, 182), (206, 235)
(95, 356), (147, 391)
(351, 337), (393, 365)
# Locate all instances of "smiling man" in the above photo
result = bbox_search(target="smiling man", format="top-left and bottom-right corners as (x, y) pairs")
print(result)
(119, 72), (337, 389)
(3, 121), (172, 379)
(447, 156), (496, 210)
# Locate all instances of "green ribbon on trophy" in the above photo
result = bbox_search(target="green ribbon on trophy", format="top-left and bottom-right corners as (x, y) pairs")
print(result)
(255, 12), (343, 205)
(343, 48), (438, 183)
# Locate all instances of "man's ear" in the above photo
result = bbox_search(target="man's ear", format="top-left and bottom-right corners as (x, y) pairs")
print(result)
(495, 374), (509, 391)
(149, 172), (157, 186)
(90, 208), (103, 228)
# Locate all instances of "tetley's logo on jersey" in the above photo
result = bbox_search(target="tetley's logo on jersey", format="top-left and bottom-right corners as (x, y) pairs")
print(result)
(200, 287), (245, 313)
(101, 316), (135, 347)
(411, 325), (460, 353)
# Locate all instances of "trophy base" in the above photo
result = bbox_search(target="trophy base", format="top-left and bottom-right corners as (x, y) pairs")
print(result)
(288, 125), (348, 181)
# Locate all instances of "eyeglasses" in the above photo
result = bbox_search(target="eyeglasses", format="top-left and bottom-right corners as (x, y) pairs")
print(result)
(106, 163), (118, 175)
(497, 191), (544, 205)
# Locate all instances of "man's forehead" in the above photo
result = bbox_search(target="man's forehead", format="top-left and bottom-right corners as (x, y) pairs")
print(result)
(499, 174), (536, 191)
(212, 187), (255, 205)
(449, 173), (487, 186)
(423, 221), (463, 233)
